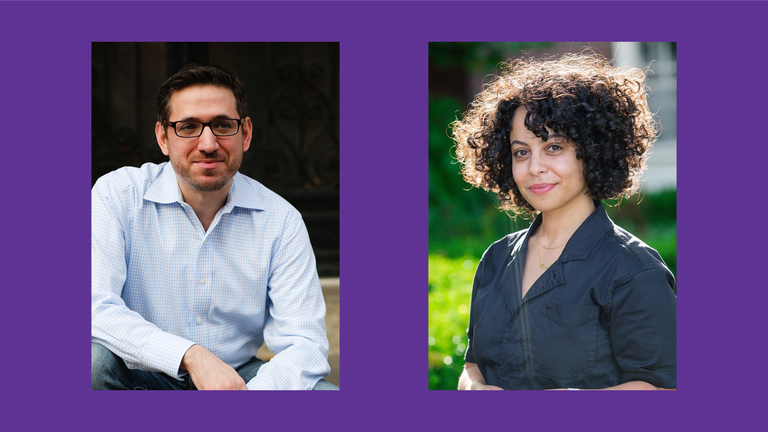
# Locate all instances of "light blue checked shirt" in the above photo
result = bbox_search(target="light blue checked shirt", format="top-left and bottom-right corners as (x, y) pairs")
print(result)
(92, 162), (330, 390)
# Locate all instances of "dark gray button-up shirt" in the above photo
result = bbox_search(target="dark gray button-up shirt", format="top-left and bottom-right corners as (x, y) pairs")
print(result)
(465, 202), (676, 389)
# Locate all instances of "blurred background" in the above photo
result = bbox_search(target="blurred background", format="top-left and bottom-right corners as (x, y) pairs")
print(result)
(92, 42), (340, 385)
(428, 42), (677, 390)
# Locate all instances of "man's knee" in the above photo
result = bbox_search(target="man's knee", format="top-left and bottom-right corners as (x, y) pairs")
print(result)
(312, 379), (339, 390)
(92, 342), (123, 390)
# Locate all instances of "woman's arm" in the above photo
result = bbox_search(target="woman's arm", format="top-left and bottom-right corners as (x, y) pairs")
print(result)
(458, 362), (504, 390)
(549, 381), (674, 390)
(603, 381), (666, 390)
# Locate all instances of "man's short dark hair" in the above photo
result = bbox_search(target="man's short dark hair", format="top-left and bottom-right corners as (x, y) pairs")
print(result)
(156, 63), (248, 123)
(452, 50), (658, 217)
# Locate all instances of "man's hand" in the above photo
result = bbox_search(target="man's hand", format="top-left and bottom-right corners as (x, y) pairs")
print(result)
(181, 345), (248, 390)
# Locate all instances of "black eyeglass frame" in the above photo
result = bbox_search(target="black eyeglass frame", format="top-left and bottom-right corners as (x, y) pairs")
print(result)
(162, 118), (245, 138)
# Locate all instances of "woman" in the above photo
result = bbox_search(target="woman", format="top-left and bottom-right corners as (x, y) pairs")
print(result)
(452, 52), (676, 390)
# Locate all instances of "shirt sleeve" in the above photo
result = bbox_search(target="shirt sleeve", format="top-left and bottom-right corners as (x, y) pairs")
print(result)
(91, 176), (195, 379)
(245, 211), (330, 390)
(464, 261), (482, 365)
(464, 241), (498, 365)
(610, 268), (677, 388)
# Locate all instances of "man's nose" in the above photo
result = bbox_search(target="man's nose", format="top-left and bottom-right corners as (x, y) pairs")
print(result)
(197, 126), (219, 152)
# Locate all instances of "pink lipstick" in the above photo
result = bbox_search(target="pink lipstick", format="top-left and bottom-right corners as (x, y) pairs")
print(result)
(529, 184), (555, 195)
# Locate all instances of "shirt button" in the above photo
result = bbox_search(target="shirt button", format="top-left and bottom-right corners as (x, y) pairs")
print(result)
(200, 278), (206, 285)
(196, 318), (202, 325)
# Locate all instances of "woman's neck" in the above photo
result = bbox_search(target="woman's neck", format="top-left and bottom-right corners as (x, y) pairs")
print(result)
(536, 195), (596, 247)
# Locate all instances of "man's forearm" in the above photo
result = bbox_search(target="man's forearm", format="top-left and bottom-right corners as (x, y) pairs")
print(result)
(92, 293), (196, 377)
(181, 344), (248, 390)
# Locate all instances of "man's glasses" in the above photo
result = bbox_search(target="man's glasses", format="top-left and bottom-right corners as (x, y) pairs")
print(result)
(163, 118), (244, 138)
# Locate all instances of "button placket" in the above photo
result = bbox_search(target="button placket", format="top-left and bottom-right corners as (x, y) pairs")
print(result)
(193, 233), (212, 329)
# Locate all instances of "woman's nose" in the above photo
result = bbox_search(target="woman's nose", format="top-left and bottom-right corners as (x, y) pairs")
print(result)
(529, 152), (547, 174)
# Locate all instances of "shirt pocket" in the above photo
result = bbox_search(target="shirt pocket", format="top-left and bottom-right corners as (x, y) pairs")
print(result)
(531, 302), (599, 381)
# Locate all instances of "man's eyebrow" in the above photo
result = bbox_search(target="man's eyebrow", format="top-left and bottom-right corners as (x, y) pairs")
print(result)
(177, 114), (237, 122)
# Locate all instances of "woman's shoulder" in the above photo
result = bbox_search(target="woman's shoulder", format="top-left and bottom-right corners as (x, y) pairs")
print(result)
(600, 224), (674, 284)
(490, 228), (528, 251)
(607, 225), (664, 261)
(479, 229), (529, 265)
(470, 229), (529, 286)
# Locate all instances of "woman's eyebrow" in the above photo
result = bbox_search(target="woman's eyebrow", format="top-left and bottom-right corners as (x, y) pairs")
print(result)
(511, 132), (567, 146)
(548, 133), (567, 141)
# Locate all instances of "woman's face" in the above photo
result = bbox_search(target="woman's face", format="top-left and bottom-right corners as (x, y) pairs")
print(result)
(510, 108), (591, 215)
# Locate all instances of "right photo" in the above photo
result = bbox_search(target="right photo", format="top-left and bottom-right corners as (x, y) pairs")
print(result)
(428, 42), (677, 390)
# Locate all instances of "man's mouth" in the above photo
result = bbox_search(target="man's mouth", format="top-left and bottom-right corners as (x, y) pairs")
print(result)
(194, 160), (223, 169)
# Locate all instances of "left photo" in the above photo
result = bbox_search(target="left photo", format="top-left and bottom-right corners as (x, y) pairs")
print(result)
(92, 42), (340, 390)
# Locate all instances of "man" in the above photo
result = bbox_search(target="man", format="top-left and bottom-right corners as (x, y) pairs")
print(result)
(92, 63), (336, 390)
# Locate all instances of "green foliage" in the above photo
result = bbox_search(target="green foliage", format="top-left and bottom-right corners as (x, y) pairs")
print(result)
(427, 95), (466, 215)
(430, 42), (555, 75)
(428, 254), (475, 390)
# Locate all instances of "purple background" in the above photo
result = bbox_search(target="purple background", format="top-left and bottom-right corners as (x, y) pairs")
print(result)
(2, 1), (764, 430)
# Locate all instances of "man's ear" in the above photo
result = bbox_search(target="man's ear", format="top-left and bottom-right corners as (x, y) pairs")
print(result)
(242, 117), (253, 152)
(156, 122), (170, 156)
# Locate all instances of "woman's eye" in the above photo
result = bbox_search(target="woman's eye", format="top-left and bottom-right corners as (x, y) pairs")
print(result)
(513, 149), (529, 158)
(548, 144), (563, 152)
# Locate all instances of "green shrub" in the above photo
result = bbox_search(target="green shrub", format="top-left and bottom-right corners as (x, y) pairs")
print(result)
(428, 254), (475, 390)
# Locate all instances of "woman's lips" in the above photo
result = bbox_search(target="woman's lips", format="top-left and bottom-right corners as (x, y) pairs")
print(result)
(195, 161), (222, 169)
(529, 183), (556, 195)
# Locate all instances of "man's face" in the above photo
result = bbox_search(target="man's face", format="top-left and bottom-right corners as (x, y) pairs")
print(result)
(155, 85), (252, 195)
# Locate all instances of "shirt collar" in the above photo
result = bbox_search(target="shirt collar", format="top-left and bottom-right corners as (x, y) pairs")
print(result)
(523, 200), (614, 263)
(228, 171), (264, 210)
(144, 162), (182, 204)
(144, 162), (265, 211)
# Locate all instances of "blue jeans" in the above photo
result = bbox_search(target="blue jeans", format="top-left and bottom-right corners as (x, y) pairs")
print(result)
(92, 342), (339, 390)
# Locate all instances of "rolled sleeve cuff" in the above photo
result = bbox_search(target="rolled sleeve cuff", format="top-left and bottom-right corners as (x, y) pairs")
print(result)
(464, 345), (475, 364)
(247, 377), (277, 391)
(142, 333), (196, 379)
(621, 368), (677, 389)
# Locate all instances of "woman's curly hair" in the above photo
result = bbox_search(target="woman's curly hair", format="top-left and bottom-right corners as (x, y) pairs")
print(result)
(452, 51), (658, 217)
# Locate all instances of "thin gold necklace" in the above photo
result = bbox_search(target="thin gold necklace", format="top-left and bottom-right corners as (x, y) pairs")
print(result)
(536, 234), (565, 270)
